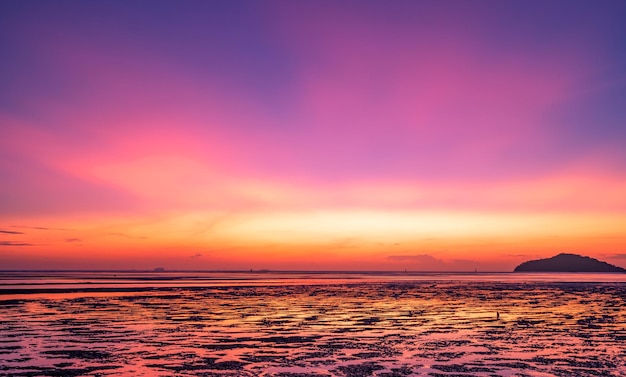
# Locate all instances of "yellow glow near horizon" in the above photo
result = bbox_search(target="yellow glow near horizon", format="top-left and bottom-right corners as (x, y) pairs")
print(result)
(4, 208), (626, 270)
(195, 209), (626, 244)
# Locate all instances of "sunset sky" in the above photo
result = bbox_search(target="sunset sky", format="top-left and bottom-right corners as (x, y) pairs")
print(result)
(1, 1), (626, 271)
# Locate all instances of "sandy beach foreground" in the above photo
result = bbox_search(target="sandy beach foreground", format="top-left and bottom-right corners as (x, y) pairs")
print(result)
(1, 276), (625, 376)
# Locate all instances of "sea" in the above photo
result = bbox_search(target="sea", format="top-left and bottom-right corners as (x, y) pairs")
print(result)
(1, 271), (625, 376)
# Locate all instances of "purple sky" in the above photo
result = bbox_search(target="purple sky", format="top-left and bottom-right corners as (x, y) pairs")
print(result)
(1, 1), (626, 270)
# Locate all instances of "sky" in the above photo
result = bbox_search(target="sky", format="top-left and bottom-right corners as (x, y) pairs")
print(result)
(1, 0), (626, 271)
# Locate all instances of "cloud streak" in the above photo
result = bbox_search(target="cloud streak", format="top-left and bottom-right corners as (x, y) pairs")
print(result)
(387, 254), (479, 271)
(0, 230), (24, 235)
(10, 226), (72, 231)
(0, 241), (34, 247)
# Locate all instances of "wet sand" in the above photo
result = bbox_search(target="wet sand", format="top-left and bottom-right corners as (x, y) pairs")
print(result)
(1, 281), (625, 376)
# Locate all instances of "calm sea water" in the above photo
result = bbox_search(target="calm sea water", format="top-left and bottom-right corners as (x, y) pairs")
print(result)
(3, 271), (626, 292)
(1, 272), (625, 376)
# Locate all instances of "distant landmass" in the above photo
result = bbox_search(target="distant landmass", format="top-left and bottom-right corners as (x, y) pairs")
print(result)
(514, 253), (626, 273)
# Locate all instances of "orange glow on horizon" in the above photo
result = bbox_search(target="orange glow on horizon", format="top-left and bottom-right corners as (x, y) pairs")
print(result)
(3, 207), (625, 271)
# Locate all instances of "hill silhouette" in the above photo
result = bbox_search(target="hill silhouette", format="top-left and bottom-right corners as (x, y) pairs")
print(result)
(514, 253), (626, 273)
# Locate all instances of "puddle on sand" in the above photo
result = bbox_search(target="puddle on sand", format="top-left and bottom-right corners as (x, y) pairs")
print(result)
(1, 282), (625, 376)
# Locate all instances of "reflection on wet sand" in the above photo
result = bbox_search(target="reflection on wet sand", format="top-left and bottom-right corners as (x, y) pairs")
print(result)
(1, 282), (625, 376)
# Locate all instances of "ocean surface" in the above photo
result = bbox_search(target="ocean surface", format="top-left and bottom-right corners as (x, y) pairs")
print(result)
(1, 271), (625, 376)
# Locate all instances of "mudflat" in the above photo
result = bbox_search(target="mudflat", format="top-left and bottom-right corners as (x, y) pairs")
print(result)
(1, 280), (625, 376)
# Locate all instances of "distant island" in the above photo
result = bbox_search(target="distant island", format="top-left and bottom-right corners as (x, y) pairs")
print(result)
(514, 253), (626, 273)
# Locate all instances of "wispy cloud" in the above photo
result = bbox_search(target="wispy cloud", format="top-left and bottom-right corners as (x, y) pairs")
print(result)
(387, 254), (479, 271)
(65, 238), (81, 243)
(387, 254), (441, 263)
(505, 254), (538, 258)
(106, 233), (147, 239)
(388, 254), (445, 268)
(0, 230), (24, 235)
(11, 225), (71, 231)
(0, 241), (34, 246)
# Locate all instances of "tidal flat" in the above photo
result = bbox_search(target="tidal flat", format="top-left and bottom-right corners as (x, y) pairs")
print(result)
(1, 279), (625, 376)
